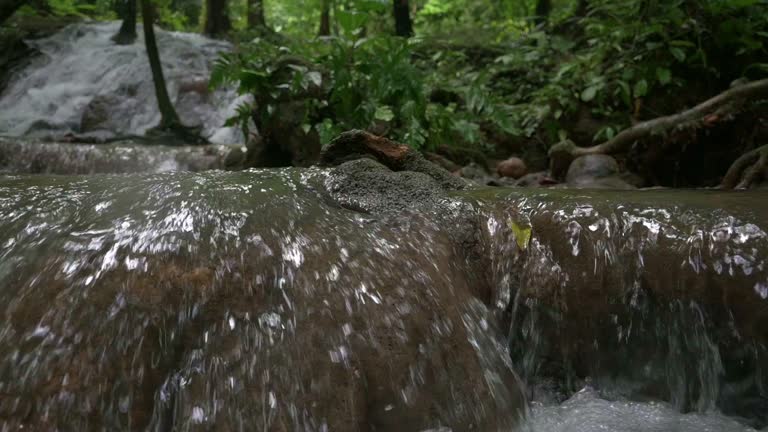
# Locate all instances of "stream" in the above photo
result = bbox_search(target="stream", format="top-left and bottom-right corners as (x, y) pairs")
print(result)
(0, 22), (766, 432)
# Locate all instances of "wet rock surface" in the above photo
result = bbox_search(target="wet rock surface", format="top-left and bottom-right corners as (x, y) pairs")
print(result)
(0, 136), (767, 430)
(465, 188), (768, 427)
(565, 154), (635, 189)
(0, 169), (524, 431)
(321, 130), (467, 191)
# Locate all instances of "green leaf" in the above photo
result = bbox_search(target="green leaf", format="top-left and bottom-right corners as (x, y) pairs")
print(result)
(669, 46), (686, 62)
(656, 68), (672, 85)
(307, 71), (322, 88)
(374, 105), (395, 122)
(633, 79), (648, 98)
(617, 80), (631, 106)
(507, 219), (532, 250)
(336, 10), (367, 34)
(581, 85), (599, 102)
(669, 40), (696, 47)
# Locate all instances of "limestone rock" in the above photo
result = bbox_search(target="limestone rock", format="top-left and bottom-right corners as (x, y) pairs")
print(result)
(321, 130), (467, 190)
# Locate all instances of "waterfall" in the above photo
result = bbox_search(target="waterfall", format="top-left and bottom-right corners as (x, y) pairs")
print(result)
(0, 21), (246, 144)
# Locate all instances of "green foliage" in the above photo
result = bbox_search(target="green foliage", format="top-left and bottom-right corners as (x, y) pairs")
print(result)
(485, 0), (768, 144)
(212, 31), (508, 150)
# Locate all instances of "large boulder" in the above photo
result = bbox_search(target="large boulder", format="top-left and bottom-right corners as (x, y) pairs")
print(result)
(565, 154), (619, 182)
(321, 130), (467, 190)
(565, 154), (635, 189)
(0, 170), (525, 431)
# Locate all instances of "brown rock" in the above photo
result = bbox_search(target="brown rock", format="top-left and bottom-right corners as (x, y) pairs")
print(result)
(321, 130), (467, 190)
(496, 157), (528, 179)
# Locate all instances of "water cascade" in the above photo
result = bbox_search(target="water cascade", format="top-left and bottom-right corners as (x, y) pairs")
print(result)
(0, 21), (244, 145)
(0, 138), (235, 174)
(0, 166), (765, 431)
(0, 19), (766, 432)
(474, 189), (768, 430)
(0, 170), (526, 431)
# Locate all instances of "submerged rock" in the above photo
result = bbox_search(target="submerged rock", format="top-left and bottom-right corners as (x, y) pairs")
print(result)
(467, 188), (768, 426)
(0, 170), (525, 431)
(80, 94), (122, 133)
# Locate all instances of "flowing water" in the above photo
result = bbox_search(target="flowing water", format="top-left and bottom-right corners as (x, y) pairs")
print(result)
(0, 170), (525, 431)
(0, 137), (237, 174)
(466, 188), (768, 431)
(0, 21), (245, 144)
(0, 168), (765, 431)
(0, 18), (766, 432)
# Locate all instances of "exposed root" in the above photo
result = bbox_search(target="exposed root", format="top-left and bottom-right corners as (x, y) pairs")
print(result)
(549, 78), (768, 175)
(721, 144), (768, 189)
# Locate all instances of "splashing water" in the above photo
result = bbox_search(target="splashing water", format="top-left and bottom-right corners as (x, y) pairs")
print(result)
(0, 170), (526, 431)
(0, 170), (766, 430)
(0, 21), (246, 144)
(0, 137), (237, 174)
(524, 387), (760, 432)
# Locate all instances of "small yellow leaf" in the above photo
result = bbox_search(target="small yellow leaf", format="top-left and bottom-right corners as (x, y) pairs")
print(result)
(507, 219), (532, 250)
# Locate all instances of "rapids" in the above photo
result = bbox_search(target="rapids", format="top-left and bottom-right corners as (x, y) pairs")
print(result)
(0, 138), (237, 174)
(0, 167), (766, 431)
(0, 21), (244, 144)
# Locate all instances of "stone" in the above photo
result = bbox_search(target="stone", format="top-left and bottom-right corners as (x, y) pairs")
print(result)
(514, 171), (558, 187)
(424, 151), (461, 172)
(459, 162), (494, 185)
(497, 157), (528, 179)
(565, 154), (619, 184)
(223, 146), (246, 169)
(80, 94), (121, 133)
(321, 130), (467, 190)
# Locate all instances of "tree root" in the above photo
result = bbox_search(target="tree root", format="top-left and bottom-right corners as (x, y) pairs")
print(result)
(549, 78), (768, 175)
(721, 144), (768, 189)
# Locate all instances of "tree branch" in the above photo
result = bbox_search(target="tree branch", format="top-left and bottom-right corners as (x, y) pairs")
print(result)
(721, 144), (768, 189)
(550, 78), (768, 160)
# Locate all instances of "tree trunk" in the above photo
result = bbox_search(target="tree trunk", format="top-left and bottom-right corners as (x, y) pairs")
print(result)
(204, 0), (230, 38)
(112, 0), (137, 45)
(0, 0), (26, 26)
(140, 0), (182, 130)
(393, 0), (412, 37)
(247, 0), (265, 28)
(575, 0), (588, 17)
(533, 0), (551, 25)
(318, 0), (330, 36)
